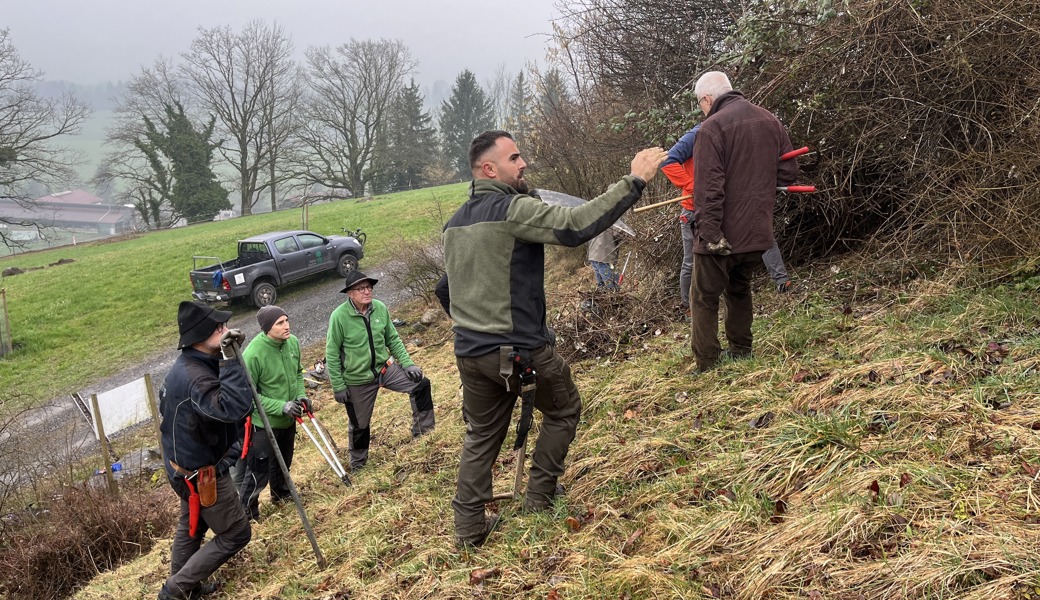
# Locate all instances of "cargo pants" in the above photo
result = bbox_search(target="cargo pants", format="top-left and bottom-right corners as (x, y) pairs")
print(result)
(452, 344), (581, 545)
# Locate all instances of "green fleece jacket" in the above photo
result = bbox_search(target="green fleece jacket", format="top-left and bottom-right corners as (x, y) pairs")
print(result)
(326, 298), (414, 391)
(242, 332), (306, 429)
(442, 176), (646, 356)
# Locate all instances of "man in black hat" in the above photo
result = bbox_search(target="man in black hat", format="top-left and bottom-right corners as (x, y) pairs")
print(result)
(157, 301), (252, 600)
(325, 271), (435, 471)
(238, 305), (308, 520)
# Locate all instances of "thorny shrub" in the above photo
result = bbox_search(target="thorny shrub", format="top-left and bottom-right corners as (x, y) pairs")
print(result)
(383, 235), (445, 304)
(0, 481), (176, 600)
(543, 0), (1040, 266)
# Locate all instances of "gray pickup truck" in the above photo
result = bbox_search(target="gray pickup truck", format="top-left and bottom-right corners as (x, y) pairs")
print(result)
(190, 230), (365, 307)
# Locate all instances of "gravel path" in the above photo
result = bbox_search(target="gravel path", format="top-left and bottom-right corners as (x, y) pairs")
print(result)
(2, 263), (407, 466)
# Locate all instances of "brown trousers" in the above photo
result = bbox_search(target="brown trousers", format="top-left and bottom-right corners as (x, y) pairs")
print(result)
(691, 251), (763, 371)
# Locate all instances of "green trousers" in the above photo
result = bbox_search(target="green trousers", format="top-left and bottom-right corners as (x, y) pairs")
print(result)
(452, 344), (581, 544)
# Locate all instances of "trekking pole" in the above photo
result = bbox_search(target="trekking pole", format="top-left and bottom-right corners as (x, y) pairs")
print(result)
(234, 344), (327, 569)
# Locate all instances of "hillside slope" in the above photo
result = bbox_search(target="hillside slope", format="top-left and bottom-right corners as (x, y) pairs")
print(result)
(75, 255), (1040, 600)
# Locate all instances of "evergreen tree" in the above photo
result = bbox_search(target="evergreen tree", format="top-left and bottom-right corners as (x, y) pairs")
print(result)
(538, 68), (571, 119)
(505, 71), (534, 147)
(374, 79), (440, 193)
(139, 102), (229, 223)
(438, 69), (495, 179)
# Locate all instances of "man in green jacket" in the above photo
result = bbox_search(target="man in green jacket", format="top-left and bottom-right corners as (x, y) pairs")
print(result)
(326, 270), (435, 472)
(239, 305), (307, 520)
(440, 130), (666, 548)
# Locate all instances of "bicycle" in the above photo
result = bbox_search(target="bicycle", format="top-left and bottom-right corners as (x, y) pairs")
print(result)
(341, 227), (367, 246)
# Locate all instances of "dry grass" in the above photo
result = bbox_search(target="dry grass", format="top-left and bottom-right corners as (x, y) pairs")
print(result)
(73, 255), (1040, 600)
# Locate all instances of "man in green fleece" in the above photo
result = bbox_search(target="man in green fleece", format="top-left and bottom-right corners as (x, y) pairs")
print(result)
(326, 270), (435, 472)
(439, 130), (666, 548)
(239, 305), (307, 520)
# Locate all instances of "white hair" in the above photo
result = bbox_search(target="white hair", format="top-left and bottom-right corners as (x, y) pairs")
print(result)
(694, 71), (733, 100)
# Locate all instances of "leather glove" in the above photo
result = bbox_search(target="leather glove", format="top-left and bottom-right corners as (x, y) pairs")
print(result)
(404, 365), (424, 383)
(219, 328), (245, 359)
(282, 400), (303, 418)
(333, 389), (349, 404)
(707, 237), (732, 256)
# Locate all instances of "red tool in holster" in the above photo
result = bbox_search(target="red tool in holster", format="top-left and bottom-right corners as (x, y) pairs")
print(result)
(183, 475), (201, 537)
(239, 415), (252, 460)
(377, 357), (396, 385)
(170, 461), (216, 537)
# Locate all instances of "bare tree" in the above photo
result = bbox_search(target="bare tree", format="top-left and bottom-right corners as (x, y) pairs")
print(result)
(94, 58), (185, 228)
(295, 38), (415, 197)
(485, 63), (512, 128)
(181, 21), (301, 216)
(0, 29), (89, 248)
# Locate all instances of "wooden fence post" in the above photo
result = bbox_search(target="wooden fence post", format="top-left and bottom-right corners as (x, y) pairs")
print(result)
(90, 393), (119, 496)
(143, 373), (164, 464)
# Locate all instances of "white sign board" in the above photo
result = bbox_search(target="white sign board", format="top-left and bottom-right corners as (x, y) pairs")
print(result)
(89, 377), (153, 439)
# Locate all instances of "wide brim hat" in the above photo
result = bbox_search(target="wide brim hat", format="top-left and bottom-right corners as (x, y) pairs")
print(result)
(177, 300), (231, 349)
(340, 270), (379, 293)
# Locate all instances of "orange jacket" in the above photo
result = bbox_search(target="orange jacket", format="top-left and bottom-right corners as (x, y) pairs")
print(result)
(661, 125), (699, 211)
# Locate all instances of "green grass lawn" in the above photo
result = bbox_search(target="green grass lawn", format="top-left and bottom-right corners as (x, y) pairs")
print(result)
(0, 183), (466, 409)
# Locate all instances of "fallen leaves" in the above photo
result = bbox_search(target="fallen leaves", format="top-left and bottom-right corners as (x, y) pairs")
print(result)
(749, 411), (775, 429)
(866, 412), (898, 433)
(1022, 459), (1039, 478)
(621, 528), (643, 555)
(469, 567), (501, 586)
(564, 507), (596, 532)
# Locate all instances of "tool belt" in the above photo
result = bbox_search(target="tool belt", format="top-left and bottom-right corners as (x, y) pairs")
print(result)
(169, 459), (219, 538)
(499, 347), (537, 451)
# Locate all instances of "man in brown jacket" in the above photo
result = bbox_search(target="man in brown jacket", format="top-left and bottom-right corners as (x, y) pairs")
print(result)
(690, 71), (799, 372)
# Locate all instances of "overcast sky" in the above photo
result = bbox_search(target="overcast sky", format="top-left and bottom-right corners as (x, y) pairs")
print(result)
(4, 0), (561, 88)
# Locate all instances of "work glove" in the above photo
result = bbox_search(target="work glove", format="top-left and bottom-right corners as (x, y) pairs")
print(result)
(707, 237), (732, 256)
(297, 397), (310, 413)
(333, 389), (350, 404)
(282, 400), (303, 418)
(219, 328), (245, 359)
(405, 365), (424, 383)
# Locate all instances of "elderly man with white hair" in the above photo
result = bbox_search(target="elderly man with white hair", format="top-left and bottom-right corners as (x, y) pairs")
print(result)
(689, 71), (800, 373)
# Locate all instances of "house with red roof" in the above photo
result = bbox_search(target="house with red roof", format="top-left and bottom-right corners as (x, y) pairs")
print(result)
(0, 190), (134, 239)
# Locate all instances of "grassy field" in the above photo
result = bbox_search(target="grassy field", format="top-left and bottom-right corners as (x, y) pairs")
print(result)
(68, 253), (1040, 599)
(0, 183), (467, 408)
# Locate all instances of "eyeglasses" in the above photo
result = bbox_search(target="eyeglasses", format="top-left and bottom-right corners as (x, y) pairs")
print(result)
(350, 285), (373, 293)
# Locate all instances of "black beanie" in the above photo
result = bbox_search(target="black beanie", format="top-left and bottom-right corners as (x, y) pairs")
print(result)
(257, 305), (287, 333)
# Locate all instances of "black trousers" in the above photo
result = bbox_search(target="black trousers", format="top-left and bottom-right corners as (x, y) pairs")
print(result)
(238, 423), (296, 520)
